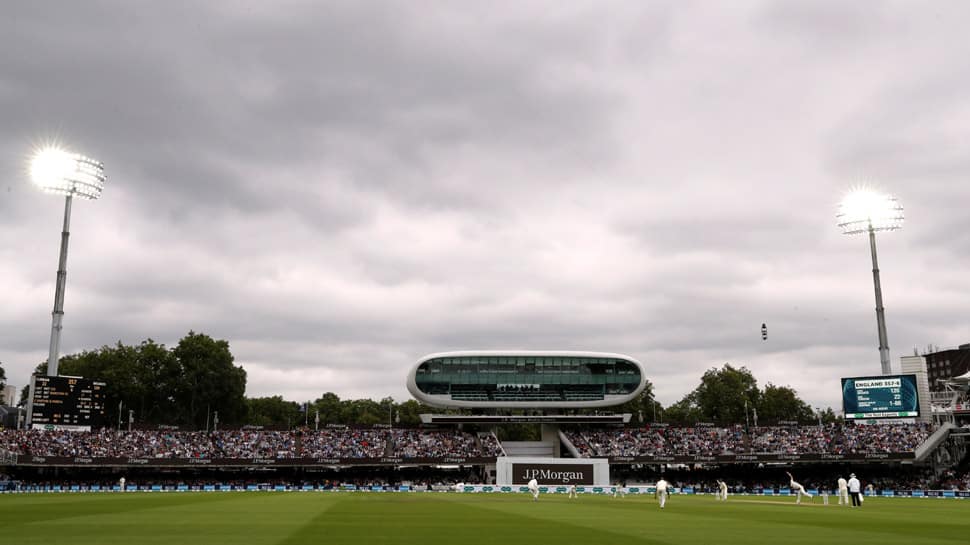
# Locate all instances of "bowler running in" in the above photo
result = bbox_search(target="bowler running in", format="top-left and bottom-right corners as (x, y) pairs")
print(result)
(786, 472), (813, 504)
(716, 480), (728, 501)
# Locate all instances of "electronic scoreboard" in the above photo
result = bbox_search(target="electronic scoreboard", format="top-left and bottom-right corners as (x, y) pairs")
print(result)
(28, 375), (107, 429)
(841, 374), (919, 419)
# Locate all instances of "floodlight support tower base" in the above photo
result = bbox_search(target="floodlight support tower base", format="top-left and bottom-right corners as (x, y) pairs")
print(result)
(47, 193), (73, 377)
(868, 223), (892, 375)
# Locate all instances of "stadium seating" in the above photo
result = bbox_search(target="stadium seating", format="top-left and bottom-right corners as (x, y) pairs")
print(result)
(564, 423), (934, 458)
(0, 428), (502, 460)
(0, 423), (933, 460)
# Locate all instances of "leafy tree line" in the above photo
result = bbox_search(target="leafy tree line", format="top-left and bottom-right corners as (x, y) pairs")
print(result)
(661, 363), (839, 426)
(12, 333), (835, 429)
(14, 332), (441, 430)
(248, 394), (437, 429)
(20, 332), (246, 430)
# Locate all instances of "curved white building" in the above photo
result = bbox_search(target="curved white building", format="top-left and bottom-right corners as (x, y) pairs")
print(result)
(406, 351), (647, 409)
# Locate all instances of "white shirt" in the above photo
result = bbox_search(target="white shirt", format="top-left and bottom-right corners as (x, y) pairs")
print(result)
(656, 479), (668, 492)
(527, 479), (538, 490)
(719, 481), (728, 492)
(790, 480), (804, 491)
(848, 477), (860, 493)
(838, 478), (847, 490)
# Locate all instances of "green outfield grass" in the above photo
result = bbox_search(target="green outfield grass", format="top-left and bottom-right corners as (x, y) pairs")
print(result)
(0, 492), (966, 545)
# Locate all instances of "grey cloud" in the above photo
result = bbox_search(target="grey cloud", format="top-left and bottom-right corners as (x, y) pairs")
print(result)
(2, 1), (969, 414)
(756, 0), (895, 50)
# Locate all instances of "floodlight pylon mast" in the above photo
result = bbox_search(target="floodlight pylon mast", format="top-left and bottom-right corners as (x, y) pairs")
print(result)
(837, 189), (903, 376)
(47, 191), (74, 377)
(29, 146), (105, 378)
(867, 219), (892, 375)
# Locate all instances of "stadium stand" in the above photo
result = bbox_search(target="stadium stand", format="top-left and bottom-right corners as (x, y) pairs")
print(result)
(0, 428), (502, 460)
(478, 432), (505, 457)
(390, 429), (481, 458)
(300, 429), (387, 458)
(0, 423), (935, 460)
(563, 423), (934, 458)
(2, 422), (964, 495)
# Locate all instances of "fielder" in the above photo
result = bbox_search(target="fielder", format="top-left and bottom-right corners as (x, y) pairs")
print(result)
(837, 476), (848, 506)
(613, 482), (627, 498)
(528, 478), (540, 501)
(785, 472), (813, 504)
(568, 484), (578, 499)
(655, 478), (669, 509)
(716, 480), (728, 501)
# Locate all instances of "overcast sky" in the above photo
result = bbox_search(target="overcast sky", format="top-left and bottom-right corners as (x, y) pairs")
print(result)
(2, 1), (968, 412)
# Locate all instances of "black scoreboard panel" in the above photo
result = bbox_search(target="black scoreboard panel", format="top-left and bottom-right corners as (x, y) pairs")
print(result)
(30, 376), (107, 428)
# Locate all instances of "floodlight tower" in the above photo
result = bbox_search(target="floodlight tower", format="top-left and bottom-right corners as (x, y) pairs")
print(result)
(836, 189), (904, 375)
(29, 146), (105, 377)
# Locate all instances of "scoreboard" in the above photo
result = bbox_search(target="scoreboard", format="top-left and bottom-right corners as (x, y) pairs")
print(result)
(28, 375), (107, 429)
(841, 374), (919, 420)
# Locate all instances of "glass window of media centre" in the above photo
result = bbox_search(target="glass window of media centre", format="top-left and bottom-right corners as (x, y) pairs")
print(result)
(414, 356), (641, 401)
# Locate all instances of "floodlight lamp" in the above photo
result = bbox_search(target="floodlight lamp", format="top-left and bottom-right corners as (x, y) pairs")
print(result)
(836, 189), (903, 235)
(29, 146), (105, 200)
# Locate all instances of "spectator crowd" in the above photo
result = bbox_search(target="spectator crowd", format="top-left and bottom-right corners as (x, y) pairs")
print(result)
(392, 429), (481, 458)
(567, 423), (934, 457)
(0, 428), (501, 460)
(301, 429), (386, 458)
(0, 423), (935, 460)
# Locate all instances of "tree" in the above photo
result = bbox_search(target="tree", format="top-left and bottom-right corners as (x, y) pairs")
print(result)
(819, 406), (842, 424)
(64, 341), (180, 428)
(0, 359), (6, 393)
(612, 380), (660, 425)
(247, 396), (301, 428)
(379, 396), (397, 426)
(307, 394), (436, 427)
(340, 398), (385, 425)
(692, 364), (760, 426)
(394, 399), (435, 426)
(757, 383), (815, 425)
(663, 393), (702, 426)
(18, 340), (187, 426)
(495, 423), (541, 441)
(172, 331), (247, 429)
(58, 344), (144, 428)
(666, 365), (819, 427)
(312, 392), (343, 425)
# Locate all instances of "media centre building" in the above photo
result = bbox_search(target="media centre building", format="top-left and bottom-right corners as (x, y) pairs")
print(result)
(407, 351), (647, 486)
(407, 350), (647, 409)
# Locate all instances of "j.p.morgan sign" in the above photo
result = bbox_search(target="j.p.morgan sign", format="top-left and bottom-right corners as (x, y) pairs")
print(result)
(512, 463), (593, 485)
